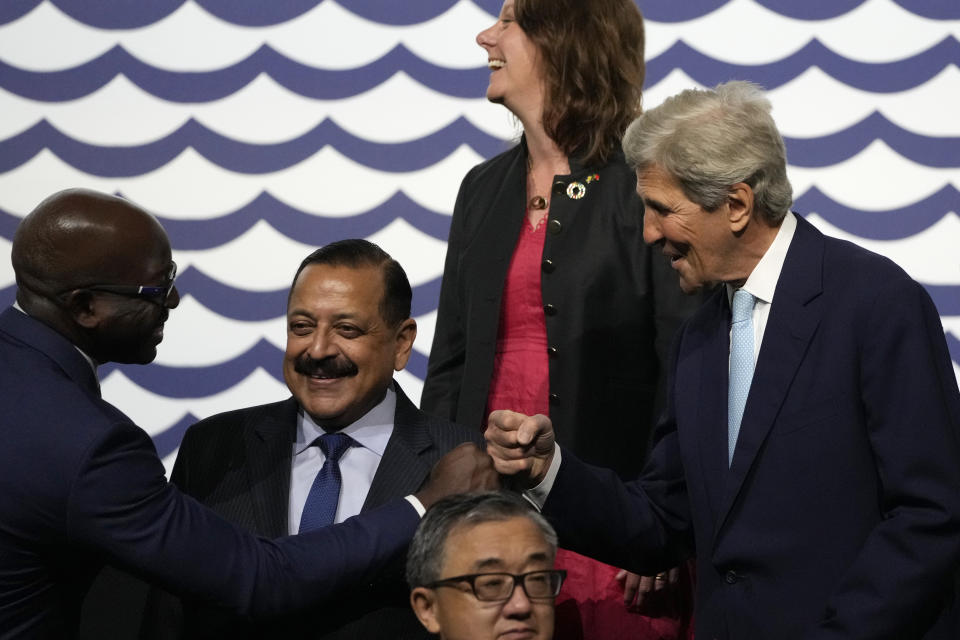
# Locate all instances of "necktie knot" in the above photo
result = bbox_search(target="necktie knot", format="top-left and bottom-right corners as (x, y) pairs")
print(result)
(316, 432), (355, 463)
(731, 289), (755, 323)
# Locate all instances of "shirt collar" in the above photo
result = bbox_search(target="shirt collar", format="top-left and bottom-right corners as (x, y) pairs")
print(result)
(295, 385), (396, 457)
(727, 211), (797, 305)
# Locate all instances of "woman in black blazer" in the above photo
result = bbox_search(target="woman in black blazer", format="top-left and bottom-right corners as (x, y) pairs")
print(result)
(422, 0), (702, 637)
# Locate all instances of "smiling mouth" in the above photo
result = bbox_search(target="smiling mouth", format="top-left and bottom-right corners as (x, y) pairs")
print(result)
(488, 59), (505, 70)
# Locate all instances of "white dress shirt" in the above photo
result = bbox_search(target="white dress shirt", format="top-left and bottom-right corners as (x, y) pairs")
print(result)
(289, 387), (397, 534)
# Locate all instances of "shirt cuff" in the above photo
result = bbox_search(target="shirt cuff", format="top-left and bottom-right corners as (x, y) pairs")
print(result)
(522, 445), (561, 511)
(405, 495), (426, 518)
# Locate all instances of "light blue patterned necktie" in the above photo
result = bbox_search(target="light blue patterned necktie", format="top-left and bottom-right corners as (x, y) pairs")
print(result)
(298, 432), (355, 532)
(728, 289), (756, 466)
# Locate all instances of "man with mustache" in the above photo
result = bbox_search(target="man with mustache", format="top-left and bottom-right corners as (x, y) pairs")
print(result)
(0, 191), (496, 638)
(142, 239), (486, 639)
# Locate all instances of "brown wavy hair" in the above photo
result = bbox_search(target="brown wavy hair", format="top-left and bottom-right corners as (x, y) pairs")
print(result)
(516, 0), (645, 166)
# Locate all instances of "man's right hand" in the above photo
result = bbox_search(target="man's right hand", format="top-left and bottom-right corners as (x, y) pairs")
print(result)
(484, 410), (555, 489)
(414, 443), (499, 510)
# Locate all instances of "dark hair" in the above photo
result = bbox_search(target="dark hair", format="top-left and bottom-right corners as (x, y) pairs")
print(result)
(291, 239), (411, 326)
(516, 0), (645, 166)
(406, 491), (558, 589)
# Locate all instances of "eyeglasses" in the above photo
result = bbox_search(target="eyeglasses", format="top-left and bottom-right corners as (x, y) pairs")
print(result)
(82, 261), (178, 305)
(426, 570), (566, 602)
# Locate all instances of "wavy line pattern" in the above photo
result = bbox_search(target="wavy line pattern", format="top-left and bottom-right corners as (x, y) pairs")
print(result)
(2, 112), (955, 177)
(794, 186), (959, 240)
(0, 1), (957, 448)
(2, 186), (954, 249)
(100, 338), (431, 397)
(0, 45), (489, 102)
(784, 112), (960, 169)
(4, 1), (957, 30)
(152, 413), (197, 459)
(646, 37), (960, 92)
(0, 118), (504, 175)
(3, 38), (959, 103)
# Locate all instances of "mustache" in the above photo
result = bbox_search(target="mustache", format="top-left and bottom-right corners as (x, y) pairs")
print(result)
(294, 354), (358, 378)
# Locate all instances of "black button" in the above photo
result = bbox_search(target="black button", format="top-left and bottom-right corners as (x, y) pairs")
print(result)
(547, 219), (562, 235)
(541, 259), (555, 273)
(549, 393), (560, 403)
(724, 570), (739, 585)
(547, 346), (558, 357)
(544, 303), (557, 316)
(552, 180), (566, 194)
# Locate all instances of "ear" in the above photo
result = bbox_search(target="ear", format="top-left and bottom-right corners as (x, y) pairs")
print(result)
(393, 318), (418, 371)
(62, 289), (101, 329)
(726, 182), (755, 234)
(410, 587), (442, 634)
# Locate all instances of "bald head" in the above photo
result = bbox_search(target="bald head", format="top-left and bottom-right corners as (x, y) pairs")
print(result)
(12, 188), (179, 364)
(13, 189), (170, 299)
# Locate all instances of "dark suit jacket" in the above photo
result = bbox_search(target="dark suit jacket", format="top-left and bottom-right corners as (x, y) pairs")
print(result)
(422, 139), (704, 477)
(542, 216), (960, 639)
(143, 384), (482, 639)
(0, 307), (420, 638)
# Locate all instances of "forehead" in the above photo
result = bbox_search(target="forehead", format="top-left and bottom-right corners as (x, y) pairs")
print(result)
(441, 517), (550, 573)
(635, 165), (682, 196)
(288, 263), (384, 313)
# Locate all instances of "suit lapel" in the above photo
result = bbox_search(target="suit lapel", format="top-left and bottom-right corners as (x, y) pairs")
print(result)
(244, 397), (299, 538)
(362, 386), (435, 511)
(678, 288), (731, 527)
(717, 217), (825, 531)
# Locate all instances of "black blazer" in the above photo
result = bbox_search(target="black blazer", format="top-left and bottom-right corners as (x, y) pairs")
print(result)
(422, 140), (705, 477)
(142, 384), (482, 639)
(544, 216), (960, 639)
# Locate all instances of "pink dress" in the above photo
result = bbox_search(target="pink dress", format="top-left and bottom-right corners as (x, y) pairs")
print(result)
(487, 216), (694, 640)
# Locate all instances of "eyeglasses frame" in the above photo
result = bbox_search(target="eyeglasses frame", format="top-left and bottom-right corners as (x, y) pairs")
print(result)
(424, 569), (566, 602)
(76, 261), (178, 305)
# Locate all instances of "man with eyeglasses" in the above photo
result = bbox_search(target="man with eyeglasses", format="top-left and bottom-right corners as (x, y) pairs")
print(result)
(407, 492), (563, 640)
(0, 188), (498, 637)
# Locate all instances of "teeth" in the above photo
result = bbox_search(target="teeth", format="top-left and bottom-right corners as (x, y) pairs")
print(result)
(488, 59), (505, 69)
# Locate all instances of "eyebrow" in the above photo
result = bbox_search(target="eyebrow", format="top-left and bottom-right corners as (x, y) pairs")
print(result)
(286, 310), (359, 321)
(472, 551), (551, 571)
(643, 197), (672, 214)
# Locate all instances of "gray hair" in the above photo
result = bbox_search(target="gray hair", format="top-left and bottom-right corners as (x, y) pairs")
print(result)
(406, 492), (558, 588)
(622, 81), (793, 224)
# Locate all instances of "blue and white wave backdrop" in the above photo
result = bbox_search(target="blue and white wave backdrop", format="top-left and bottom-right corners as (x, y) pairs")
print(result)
(1, 0), (958, 473)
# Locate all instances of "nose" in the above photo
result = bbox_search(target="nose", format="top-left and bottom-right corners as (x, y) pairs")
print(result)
(642, 206), (663, 246)
(166, 285), (181, 309)
(305, 329), (337, 361)
(501, 580), (533, 618)
(476, 21), (496, 49)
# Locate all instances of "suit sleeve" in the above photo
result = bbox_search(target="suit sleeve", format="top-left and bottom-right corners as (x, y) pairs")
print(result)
(808, 277), (960, 639)
(420, 171), (473, 419)
(67, 423), (420, 619)
(542, 330), (695, 573)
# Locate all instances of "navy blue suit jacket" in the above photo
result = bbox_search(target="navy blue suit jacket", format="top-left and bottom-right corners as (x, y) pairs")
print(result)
(544, 216), (960, 639)
(0, 308), (420, 638)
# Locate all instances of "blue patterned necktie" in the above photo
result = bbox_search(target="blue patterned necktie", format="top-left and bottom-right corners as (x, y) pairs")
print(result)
(298, 432), (356, 533)
(728, 289), (756, 466)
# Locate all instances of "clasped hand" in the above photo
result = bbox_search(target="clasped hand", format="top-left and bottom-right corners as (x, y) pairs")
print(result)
(484, 410), (556, 489)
